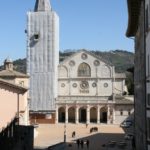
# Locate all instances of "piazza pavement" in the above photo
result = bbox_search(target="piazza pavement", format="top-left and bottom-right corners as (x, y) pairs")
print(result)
(34, 123), (133, 150)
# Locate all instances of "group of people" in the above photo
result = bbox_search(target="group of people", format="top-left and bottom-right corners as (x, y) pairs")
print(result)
(76, 139), (89, 149)
(90, 127), (98, 133)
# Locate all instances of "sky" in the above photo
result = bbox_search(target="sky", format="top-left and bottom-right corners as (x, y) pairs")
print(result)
(0, 0), (134, 65)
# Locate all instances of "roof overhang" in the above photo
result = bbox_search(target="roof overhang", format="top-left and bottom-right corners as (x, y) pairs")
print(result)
(0, 79), (28, 94)
(126, 0), (142, 37)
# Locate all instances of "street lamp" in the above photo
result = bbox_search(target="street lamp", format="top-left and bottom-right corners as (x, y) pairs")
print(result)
(64, 123), (66, 143)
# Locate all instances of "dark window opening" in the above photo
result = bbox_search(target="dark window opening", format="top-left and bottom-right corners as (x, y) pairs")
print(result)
(146, 6), (149, 33)
(147, 94), (150, 106)
(78, 63), (91, 77)
(120, 110), (123, 116)
(128, 110), (131, 116)
(34, 34), (39, 40)
(147, 118), (150, 140)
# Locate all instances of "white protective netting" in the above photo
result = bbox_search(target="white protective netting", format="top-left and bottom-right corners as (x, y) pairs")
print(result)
(27, 10), (59, 111)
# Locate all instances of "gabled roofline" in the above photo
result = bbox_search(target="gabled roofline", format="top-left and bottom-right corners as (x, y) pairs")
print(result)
(59, 49), (113, 67)
(0, 79), (28, 94)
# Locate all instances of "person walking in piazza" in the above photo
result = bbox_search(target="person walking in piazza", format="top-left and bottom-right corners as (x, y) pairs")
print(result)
(72, 131), (76, 138)
(77, 139), (80, 149)
(81, 140), (84, 149)
(86, 139), (89, 149)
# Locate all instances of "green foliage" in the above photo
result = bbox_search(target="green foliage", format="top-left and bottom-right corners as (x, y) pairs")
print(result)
(13, 58), (26, 73)
(125, 71), (134, 95)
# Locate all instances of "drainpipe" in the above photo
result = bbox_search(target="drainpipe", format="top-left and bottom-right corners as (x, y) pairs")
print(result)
(143, 0), (148, 149)
(17, 93), (20, 125)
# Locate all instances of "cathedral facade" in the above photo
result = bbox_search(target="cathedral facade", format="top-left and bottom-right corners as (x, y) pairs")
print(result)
(56, 50), (133, 124)
(27, 0), (133, 124)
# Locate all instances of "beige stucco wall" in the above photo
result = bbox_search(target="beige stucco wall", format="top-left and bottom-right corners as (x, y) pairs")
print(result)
(15, 78), (29, 88)
(0, 83), (29, 130)
(0, 86), (18, 129)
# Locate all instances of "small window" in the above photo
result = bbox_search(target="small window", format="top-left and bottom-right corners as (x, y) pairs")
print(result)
(148, 55), (150, 76)
(146, 6), (149, 33)
(19, 81), (24, 87)
(147, 94), (150, 106)
(128, 110), (131, 116)
(120, 110), (123, 116)
(78, 63), (91, 77)
(147, 118), (150, 140)
(34, 34), (39, 41)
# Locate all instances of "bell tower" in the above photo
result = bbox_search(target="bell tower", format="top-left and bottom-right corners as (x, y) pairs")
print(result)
(26, 0), (59, 122)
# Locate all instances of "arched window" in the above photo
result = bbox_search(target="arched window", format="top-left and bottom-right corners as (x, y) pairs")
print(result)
(78, 63), (91, 77)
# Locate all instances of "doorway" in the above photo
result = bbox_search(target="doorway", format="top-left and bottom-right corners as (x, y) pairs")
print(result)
(79, 108), (86, 123)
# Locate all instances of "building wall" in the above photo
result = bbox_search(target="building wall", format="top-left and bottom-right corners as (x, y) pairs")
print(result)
(15, 78), (29, 87)
(0, 83), (28, 129)
(27, 10), (59, 111)
(115, 105), (134, 124)
(134, 2), (147, 149)
(114, 79), (125, 94)
(145, 0), (150, 148)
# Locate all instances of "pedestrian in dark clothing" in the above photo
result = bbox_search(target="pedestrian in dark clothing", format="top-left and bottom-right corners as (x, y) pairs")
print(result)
(81, 140), (84, 149)
(132, 136), (135, 150)
(77, 139), (80, 148)
(72, 131), (76, 138)
(86, 139), (89, 149)
(86, 123), (88, 128)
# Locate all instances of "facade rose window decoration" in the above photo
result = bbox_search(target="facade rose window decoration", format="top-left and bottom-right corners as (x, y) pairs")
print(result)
(104, 83), (108, 88)
(72, 83), (77, 88)
(94, 60), (100, 66)
(69, 60), (75, 66)
(61, 83), (65, 87)
(92, 82), (97, 87)
(81, 53), (88, 60)
(80, 81), (89, 89)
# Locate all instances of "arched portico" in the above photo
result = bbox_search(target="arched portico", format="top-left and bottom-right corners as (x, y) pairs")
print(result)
(56, 104), (115, 124)
(68, 107), (75, 123)
(100, 107), (107, 123)
(90, 107), (97, 123)
(58, 107), (65, 123)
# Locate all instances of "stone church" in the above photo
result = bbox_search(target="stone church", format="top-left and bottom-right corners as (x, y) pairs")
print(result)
(27, 0), (133, 124)
(56, 50), (134, 124)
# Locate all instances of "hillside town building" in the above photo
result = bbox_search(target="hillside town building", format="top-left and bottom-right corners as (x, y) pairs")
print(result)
(126, 0), (150, 149)
(0, 58), (29, 126)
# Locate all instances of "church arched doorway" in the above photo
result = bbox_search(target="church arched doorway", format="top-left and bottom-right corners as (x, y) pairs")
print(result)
(79, 107), (86, 123)
(68, 107), (75, 123)
(90, 107), (97, 123)
(58, 107), (65, 123)
(100, 107), (107, 123)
